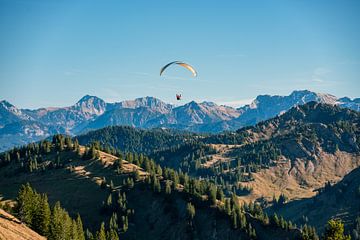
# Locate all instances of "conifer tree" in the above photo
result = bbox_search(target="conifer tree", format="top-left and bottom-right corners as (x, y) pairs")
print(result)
(71, 219), (79, 240)
(165, 180), (172, 195)
(96, 222), (107, 240)
(231, 210), (238, 229)
(323, 219), (350, 240)
(76, 214), (85, 240)
(122, 215), (128, 232)
(17, 183), (35, 225)
(209, 185), (217, 205)
(32, 194), (51, 236)
(49, 202), (63, 240)
(186, 202), (196, 224)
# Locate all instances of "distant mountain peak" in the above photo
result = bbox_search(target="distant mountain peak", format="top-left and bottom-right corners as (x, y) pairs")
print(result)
(0, 100), (15, 109)
(0, 90), (359, 151)
(69, 95), (108, 119)
(76, 95), (105, 104)
(118, 96), (172, 113)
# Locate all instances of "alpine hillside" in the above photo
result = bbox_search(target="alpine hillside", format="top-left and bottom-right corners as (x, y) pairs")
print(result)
(0, 90), (359, 152)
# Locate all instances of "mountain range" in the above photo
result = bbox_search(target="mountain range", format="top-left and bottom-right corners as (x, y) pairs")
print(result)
(0, 90), (359, 152)
(1, 100), (359, 239)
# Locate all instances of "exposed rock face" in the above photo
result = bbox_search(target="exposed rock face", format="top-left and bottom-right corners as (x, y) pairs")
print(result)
(0, 90), (359, 151)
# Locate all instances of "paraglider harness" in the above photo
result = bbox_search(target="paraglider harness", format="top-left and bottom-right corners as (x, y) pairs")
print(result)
(176, 94), (182, 100)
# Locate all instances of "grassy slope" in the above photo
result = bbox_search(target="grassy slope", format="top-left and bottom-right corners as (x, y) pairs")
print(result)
(0, 209), (46, 240)
(0, 146), (303, 240)
(267, 166), (360, 232)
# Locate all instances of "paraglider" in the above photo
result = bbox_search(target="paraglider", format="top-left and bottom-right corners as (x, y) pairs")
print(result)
(160, 61), (197, 101)
(160, 61), (197, 77)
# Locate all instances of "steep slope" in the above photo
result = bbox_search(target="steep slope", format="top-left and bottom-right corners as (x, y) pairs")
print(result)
(267, 166), (360, 232)
(77, 125), (194, 154)
(83, 107), (167, 132)
(1, 90), (359, 151)
(0, 139), (301, 240)
(83, 99), (239, 132)
(0, 209), (45, 240)
(0, 120), (63, 152)
(35, 95), (107, 131)
(206, 102), (360, 203)
(76, 102), (360, 213)
(206, 90), (360, 132)
(111, 96), (173, 114)
(0, 100), (32, 127)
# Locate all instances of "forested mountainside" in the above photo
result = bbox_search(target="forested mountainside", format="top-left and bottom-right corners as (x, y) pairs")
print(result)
(267, 166), (360, 235)
(76, 102), (360, 232)
(0, 135), (314, 240)
(1, 90), (359, 152)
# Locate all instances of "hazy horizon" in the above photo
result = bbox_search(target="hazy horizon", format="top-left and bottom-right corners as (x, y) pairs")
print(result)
(1, 89), (358, 110)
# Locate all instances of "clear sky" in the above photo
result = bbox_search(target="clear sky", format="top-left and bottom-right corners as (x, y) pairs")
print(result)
(0, 0), (359, 109)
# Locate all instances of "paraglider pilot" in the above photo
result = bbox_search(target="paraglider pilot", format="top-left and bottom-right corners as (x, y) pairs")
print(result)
(176, 94), (182, 100)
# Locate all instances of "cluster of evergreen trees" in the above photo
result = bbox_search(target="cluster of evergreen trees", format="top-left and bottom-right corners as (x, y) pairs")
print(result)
(0, 134), (80, 172)
(2, 130), (358, 240)
(76, 125), (193, 154)
(101, 191), (132, 235)
(15, 183), (85, 240)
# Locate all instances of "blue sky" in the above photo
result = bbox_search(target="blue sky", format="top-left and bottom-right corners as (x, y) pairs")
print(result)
(0, 0), (359, 108)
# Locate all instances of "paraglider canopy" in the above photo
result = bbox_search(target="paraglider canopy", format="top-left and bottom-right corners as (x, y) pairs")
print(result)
(160, 61), (197, 77)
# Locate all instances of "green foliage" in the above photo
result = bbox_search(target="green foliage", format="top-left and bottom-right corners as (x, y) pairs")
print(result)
(15, 183), (86, 240)
(186, 202), (196, 228)
(301, 224), (319, 240)
(95, 222), (107, 240)
(76, 125), (193, 154)
(165, 180), (172, 195)
(323, 219), (351, 240)
(208, 185), (217, 205)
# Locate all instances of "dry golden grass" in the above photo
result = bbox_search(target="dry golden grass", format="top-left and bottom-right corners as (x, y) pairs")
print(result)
(0, 145), (149, 230)
(0, 209), (45, 240)
(202, 144), (241, 168)
(198, 144), (360, 205)
(238, 149), (360, 204)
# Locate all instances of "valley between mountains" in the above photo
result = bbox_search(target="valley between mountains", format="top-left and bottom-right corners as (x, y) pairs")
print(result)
(0, 100), (359, 239)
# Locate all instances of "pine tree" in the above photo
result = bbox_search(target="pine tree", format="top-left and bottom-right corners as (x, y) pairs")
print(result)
(165, 180), (172, 195)
(323, 219), (351, 240)
(186, 202), (196, 221)
(85, 229), (94, 240)
(109, 180), (114, 190)
(17, 183), (35, 225)
(231, 210), (238, 229)
(225, 198), (232, 216)
(76, 214), (85, 240)
(156, 165), (163, 176)
(49, 202), (63, 240)
(32, 194), (51, 236)
(106, 194), (113, 209)
(106, 229), (119, 240)
(108, 212), (119, 240)
(71, 219), (79, 240)
(209, 185), (217, 205)
(122, 215), (128, 232)
(96, 222), (107, 240)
